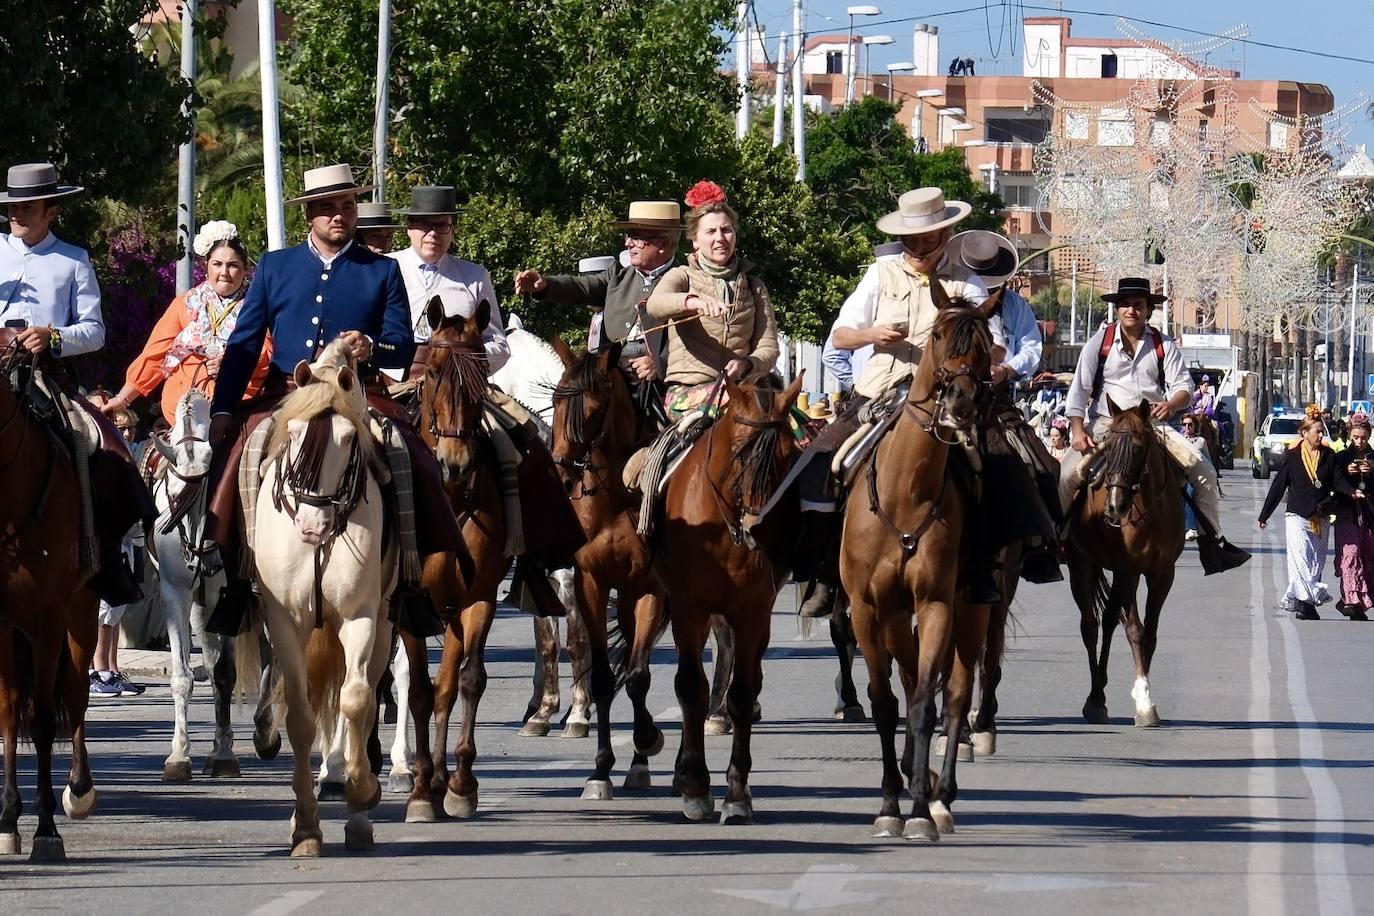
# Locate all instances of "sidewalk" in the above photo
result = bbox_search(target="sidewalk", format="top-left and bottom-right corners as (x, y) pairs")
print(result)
(119, 648), (204, 680)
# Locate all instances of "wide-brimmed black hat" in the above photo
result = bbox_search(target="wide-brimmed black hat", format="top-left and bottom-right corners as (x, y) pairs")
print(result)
(400, 185), (459, 218)
(1102, 276), (1168, 306)
(0, 163), (84, 204)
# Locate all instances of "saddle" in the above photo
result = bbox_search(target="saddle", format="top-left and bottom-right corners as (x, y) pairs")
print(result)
(831, 384), (909, 489)
(630, 410), (714, 539)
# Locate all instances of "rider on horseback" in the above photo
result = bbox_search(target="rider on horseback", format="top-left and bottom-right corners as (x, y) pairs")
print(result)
(1059, 277), (1250, 575)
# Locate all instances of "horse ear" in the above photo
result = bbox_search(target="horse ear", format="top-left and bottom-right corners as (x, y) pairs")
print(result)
(980, 287), (1005, 320)
(152, 433), (177, 464)
(475, 299), (491, 334)
(337, 366), (356, 392)
(781, 369), (805, 411)
(426, 296), (445, 332)
(292, 359), (314, 390)
(600, 340), (624, 370)
(1138, 401), (1151, 420)
(551, 334), (576, 368)
(1105, 396), (1120, 417)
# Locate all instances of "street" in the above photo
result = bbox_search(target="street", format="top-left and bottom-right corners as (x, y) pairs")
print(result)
(1, 467), (1369, 916)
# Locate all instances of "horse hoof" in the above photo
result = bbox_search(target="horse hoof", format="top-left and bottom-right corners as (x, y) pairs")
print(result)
(1082, 702), (1110, 725)
(162, 759), (193, 783)
(1134, 706), (1161, 728)
(205, 757), (242, 779)
(971, 730), (997, 757)
(360, 777), (383, 811)
(0, 832), (20, 855)
(443, 789), (478, 819)
(291, 837), (323, 858)
(518, 719), (551, 738)
(633, 728), (665, 758)
(561, 721), (590, 739)
(581, 779), (614, 801)
(254, 730), (282, 760)
(682, 794), (714, 822)
(388, 771), (415, 794)
(836, 705), (867, 722)
(344, 813), (374, 852)
(28, 836), (65, 863)
(703, 716), (731, 736)
(903, 818), (940, 842)
(930, 800), (955, 834)
(720, 799), (753, 826)
(957, 742), (974, 763)
(317, 781), (347, 803)
(871, 816), (904, 838)
(404, 799), (436, 823)
(622, 764), (652, 791)
(63, 785), (96, 820)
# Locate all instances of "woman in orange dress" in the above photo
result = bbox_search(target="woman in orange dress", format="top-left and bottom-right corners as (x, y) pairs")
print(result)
(102, 220), (271, 421)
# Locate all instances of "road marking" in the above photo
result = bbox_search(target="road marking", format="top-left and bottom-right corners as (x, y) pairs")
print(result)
(716, 863), (879, 910)
(1248, 534), (1284, 916)
(246, 890), (323, 916)
(612, 705), (680, 748)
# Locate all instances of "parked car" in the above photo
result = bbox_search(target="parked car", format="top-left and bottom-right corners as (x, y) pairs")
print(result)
(1251, 413), (1317, 479)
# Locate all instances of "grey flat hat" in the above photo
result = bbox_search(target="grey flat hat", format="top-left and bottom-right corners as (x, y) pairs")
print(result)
(399, 185), (460, 217)
(0, 163), (84, 204)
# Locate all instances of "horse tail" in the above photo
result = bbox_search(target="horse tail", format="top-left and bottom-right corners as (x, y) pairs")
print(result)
(10, 630), (72, 744)
(233, 615), (265, 705)
(305, 624), (345, 735)
(607, 594), (672, 690)
(1090, 566), (1113, 625)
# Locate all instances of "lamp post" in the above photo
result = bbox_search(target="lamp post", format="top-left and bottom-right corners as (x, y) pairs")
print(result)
(884, 60), (913, 104)
(936, 106), (965, 151)
(861, 35), (894, 98)
(175, 0), (197, 293)
(844, 6), (880, 105)
(913, 88), (942, 151)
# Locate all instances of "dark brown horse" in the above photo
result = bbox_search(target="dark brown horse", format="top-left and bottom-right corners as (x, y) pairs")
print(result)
(0, 353), (100, 861)
(1068, 401), (1184, 727)
(549, 339), (668, 797)
(657, 374), (804, 824)
(399, 298), (504, 823)
(840, 303), (996, 841)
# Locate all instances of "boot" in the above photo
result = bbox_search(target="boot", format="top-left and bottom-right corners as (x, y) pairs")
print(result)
(93, 550), (144, 607)
(1294, 600), (1320, 621)
(798, 580), (838, 618)
(392, 585), (447, 638)
(1019, 541), (1064, 584)
(965, 567), (1003, 605)
(512, 558), (567, 618)
(1197, 533), (1251, 576)
(206, 578), (255, 637)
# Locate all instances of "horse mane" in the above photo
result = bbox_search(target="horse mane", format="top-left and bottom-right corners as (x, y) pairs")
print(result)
(551, 349), (627, 447)
(932, 299), (993, 358)
(267, 341), (374, 463)
(1098, 405), (1154, 483)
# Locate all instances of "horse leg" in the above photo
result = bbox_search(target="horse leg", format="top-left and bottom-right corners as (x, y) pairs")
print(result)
(672, 609), (713, 820)
(1070, 557), (1110, 723)
(26, 632), (64, 862)
(316, 709), (347, 802)
(0, 639), (19, 856)
(387, 634), (416, 793)
(269, 619), (323, 857)
(520, 615), (559, 737)
(622, 591), (666, 792)
(1128, 568), (1170, 728)
(429, 621), (464, 803)
(446, 601), (494, 818)
(402, 631), (438, 823)
(850, 602), (903, 837)
(162, 571), (196, 782)
(704, 614), (734, 736)
(830, 608), (865, 721)
(575, 572), (617, 800)
(62, 598), (98, 820)
(972, 598), (1008, 756)
(203, 632), (242, 778)
(898, 598), (951, 842)
(562, 570), (592, 739)
(338, 615), (388, 852)
(252, 637), (282, 760)
(721, 611), (767, 825)
(931, 600), (989, 835)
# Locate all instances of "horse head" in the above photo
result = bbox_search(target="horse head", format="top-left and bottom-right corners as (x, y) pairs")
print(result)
(1099, 398), (1154, 528)
(158, 385), (214, 497)
(421, 294), (490, 483)
(549, 338), (635, 496)
(910, 294), (996, 439)
(718, 372), (805, 535)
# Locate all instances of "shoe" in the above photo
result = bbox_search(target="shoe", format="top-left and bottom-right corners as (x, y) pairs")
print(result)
(1019, 545), (1064, 584)
(1295, 601), (1320, 620)
(797, 580), (838, 618)
(1352, 609), (1370, 622)
(107, 672), (145, 696)
(1197, 534), (1251, 575)
(93, 555), (143, 606)
(1185, 529), (1198, 541)
(89, 675), (122, 698)
(512, 560), (567, 618)
(206, 578), (255, 637)
(392, 586), (447, 638)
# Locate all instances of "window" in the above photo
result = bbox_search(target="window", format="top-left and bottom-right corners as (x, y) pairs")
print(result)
(825, 51), (843, 75)
(1149, 115), (1170, 148)
(1198, 118), (1210, 145)
(1101, 53), (1118, 78)
(1268, 120), (1289, 151)
(996, 174), (1039, 209)
(1097, 108), (1134, 146)
(984, 107), (1050, 144)
(1065, 110), (1090, 140)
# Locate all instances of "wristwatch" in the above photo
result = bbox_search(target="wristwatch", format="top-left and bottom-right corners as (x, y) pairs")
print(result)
(49, 327), (62, 357)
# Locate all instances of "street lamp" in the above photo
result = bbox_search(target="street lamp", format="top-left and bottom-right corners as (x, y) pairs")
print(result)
(913, 87), (942, 149)
(861, 35), (894, 98)
(885, 60), (913, 104)
(937, 106), (966, 149)
(844, 5), (881, 105)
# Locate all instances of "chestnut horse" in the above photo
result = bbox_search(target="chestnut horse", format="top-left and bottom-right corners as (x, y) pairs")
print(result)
(840, 302), (996, 842)
(657, 374), (804, 824)
(0, 352), (99, 862)
(548, 339), (668, 798)
(1067, 401), (1184, 728)
(400, 297), (506, 823)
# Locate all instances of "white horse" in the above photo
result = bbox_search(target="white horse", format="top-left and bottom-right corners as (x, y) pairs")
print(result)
(251, 341), (396, 856)
(492, 312), (591, 740)
(148, 387), (278, 783)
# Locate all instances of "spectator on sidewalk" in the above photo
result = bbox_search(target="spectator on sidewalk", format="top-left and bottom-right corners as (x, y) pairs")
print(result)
(1334, 413), (1374, 621)
(1259, 413), (1340, 620)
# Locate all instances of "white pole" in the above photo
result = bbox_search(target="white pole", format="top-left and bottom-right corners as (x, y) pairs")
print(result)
(259, 0), (286, 251)
(1349, 261), (1360, 409)
(1069, 258), (1078, 345)
(844, 15), (856, 105)
(372, 0), (392, 201)
(772, 32), (788, 147)
(1161, 262), (1170, 336)
(176, 0), (197, 293)
(735, 2), (751, 139)
(791, 0), (806, 181)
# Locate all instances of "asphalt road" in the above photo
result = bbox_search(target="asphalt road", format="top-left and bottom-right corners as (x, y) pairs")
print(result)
(0, 468), (1369, 915)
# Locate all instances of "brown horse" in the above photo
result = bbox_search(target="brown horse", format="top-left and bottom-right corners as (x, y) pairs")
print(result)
(658, 374), (804, 824)
(1067, 401), (1184, 728)
(548, 339), (669, 797)
(400, 298), (505, 823)
(0, 353), (100, 862)
(840, 303), (996, 842)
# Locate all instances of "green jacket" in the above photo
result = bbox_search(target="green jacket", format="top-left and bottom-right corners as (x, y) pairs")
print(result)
(536, 260), (675, 376)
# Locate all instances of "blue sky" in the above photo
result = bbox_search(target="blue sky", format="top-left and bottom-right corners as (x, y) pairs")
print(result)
(753, 1), (1374, 154)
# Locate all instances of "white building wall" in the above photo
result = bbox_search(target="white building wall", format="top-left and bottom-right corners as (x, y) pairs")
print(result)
(1022, 22), (1061, 78)
(1062, 45), (1198, 80)
(802, 41), (854, 76)
(912, 25), (940, 77)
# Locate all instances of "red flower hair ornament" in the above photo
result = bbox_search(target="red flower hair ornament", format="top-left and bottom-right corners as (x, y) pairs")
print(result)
(684, 180), (728, 209)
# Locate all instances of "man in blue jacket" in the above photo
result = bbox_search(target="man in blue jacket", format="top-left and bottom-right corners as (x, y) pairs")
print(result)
(206, 163), (463, 634)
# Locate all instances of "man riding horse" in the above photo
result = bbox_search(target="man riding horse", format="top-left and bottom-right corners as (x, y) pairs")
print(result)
(0, 162), (154, 606)
(205, 163), (465, 635)
(1059, 277), (1250, 575)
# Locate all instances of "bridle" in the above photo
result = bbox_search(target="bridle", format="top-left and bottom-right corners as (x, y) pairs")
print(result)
(157, 389), (217, 570)
(704, 383), (792, 546)
(419, 339), (488, 442)
(550, 365), (627, 500)
(1096, 423), (1155, 528)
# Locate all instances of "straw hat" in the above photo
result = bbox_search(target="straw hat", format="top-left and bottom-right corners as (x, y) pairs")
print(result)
(355, 201), (401, 230)
(0, 163), (84, 204)
(805, 401), (834, 421)
(948, 230), (1018, 289)
(285, 163), (374, 205)
(875, 187), (971, 237)
(611, 201), (683, 232)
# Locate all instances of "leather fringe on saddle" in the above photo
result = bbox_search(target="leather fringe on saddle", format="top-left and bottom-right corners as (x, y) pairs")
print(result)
(374, 415), (422, 587)
(47, 379), (100, 581)
(636, 429), (679, 539)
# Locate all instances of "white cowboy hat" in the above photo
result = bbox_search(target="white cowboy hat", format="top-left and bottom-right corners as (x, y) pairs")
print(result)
(611, 200), (683, 232)
(286, 163), (375, 205)
(948, 230), (1018, 288)
(0, 163), (84, 204)
(355, 201), (402, 230)
(875, 187), (971, 237)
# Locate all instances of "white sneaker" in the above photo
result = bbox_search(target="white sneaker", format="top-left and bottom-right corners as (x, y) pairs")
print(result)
(1185, 529), (1198, 541)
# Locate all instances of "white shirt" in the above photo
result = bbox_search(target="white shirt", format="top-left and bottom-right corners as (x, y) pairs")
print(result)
(0, 231), (105, 356)
(831, 256), (1005, 348)
(307, 235), (353, 269)
(1064, 321), (1193, 420)
(388, 247), (510, 377)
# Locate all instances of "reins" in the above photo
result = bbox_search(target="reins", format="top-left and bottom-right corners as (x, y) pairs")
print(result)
(703, 381), (791, 546)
